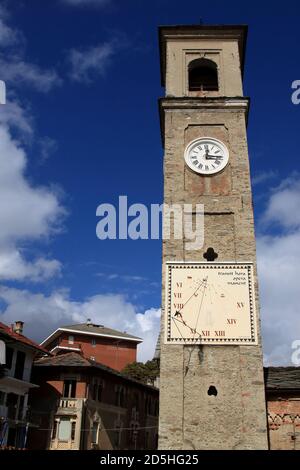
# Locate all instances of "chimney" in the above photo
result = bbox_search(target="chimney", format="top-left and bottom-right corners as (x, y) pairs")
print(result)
(14, 321), (24, 335)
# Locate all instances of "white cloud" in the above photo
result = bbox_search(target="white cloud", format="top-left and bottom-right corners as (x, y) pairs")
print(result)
(0, 55), (61, 93)
(258, 176), (300, 365)
(262, 175), (300, 230)
(0, 17), (20, 46)
(38, 136), (58, 163)
(0, 124), (65, 281)
(0, 287), (160, 362)
(97, 272), (149, 282)
(0, 249), (61, 281)
(252, 170), (277, 186)
(62, 0), (110, 6)
(0, 7), (61, 93)
(68, 42), (116, 83)
(0, 99), (33, 136)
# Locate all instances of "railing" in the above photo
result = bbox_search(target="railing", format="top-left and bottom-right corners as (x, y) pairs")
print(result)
(58, 398), (84, 410)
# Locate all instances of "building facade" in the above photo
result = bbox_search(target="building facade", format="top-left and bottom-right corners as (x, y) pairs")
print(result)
(0, 321), (48, 448)
(27, 352), (158, 450)
(265, 367), (300, 450)
(158, 25), (268, 449)
(41, 321), (142, 372)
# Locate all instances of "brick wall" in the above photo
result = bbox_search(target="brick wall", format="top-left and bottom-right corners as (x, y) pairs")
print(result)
(267, 394), (300, 450)
(48, 332), (137, 371)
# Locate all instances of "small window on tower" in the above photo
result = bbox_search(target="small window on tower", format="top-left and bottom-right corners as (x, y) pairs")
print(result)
(188, 58), (218, 92)
(91, 421), (99, 444)
(91, 338), (96, 347)
(68, 335), (74, 345)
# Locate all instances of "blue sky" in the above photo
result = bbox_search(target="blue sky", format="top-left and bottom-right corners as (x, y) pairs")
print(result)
(0, 0), (300, 363)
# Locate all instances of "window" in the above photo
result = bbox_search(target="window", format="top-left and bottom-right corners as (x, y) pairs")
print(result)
(97, 382), (103, 402)
(91, 382), (97, 401)
(6, 393), (18, 420)
(5, 346), (13, 369)
(91, 381), (103, 402)
(52, 420), (58, 440)
(18, 394), (25, 420)
(63, 379), (76, 398)
(91, 338), (96, 347)
(0, 391), (5, 406)
(91, 421), (99, 444)
(58, 418), (71, 441)
(133, 392), (139, 410)
(114, 425), (121, 448)
(115, 386), (126, 407)
(71, 421), (76, 441)
(188, 58), (218, 92)
(68, 335), (74, 345)
(14, 350), (25, 380)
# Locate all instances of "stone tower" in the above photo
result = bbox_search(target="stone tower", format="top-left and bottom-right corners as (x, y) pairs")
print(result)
(158, 25), (268, 450)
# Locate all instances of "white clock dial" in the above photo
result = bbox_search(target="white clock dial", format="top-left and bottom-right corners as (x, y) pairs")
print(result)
(184, 137), (229, 175)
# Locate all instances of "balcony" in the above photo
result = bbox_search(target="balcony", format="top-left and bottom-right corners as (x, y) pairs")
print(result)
(50, 339), (82, 354)
(56, 398), (85, 415)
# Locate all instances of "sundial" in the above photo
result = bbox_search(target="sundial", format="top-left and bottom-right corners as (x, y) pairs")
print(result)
(165, 262), (257, 345)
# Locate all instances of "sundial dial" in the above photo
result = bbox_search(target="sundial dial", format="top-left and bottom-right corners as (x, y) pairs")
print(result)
(165, 262), (257, 345)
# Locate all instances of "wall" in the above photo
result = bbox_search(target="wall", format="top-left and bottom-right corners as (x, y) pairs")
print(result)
(267, 394), (300, 450)
(49, 333), (137, 371)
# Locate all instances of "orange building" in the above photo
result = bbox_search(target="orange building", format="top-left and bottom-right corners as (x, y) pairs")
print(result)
(40, 321), (142, 372)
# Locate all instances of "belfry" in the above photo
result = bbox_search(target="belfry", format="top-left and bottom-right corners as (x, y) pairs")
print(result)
(158, 25), (268, 449)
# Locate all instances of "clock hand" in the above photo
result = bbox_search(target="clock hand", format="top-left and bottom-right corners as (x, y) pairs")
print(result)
(206, 154), (223, 160)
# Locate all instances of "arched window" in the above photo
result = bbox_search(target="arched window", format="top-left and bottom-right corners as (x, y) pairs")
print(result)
(188, 58), (218, 92)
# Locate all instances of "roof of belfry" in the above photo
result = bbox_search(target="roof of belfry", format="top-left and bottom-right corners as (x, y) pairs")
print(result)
(158, 24), (248, 86)
(40, 322), (142, 347)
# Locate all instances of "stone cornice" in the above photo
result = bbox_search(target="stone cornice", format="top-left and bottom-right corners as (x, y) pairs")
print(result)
(159, 96), (250, 145)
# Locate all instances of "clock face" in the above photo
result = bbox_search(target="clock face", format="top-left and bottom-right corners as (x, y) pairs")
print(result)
(184, 137), (229, 175)
(165, 262), (257, 345)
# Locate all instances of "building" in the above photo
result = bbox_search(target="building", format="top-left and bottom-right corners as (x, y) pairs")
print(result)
(27, 352), (158, 450)
(40, 321), (142, 372)
(158, 24), (268, 449)
(265, 367), (300, 450)
(0, 321), (48, 448)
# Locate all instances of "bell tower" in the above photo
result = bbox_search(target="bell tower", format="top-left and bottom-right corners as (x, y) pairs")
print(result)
(158, 25), (268, 450)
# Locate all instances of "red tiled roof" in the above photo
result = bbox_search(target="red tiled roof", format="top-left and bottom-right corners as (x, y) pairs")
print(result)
(0, 321), (49, 355)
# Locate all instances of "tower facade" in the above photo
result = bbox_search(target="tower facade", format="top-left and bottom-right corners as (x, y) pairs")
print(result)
(158, 25), (268, 450)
